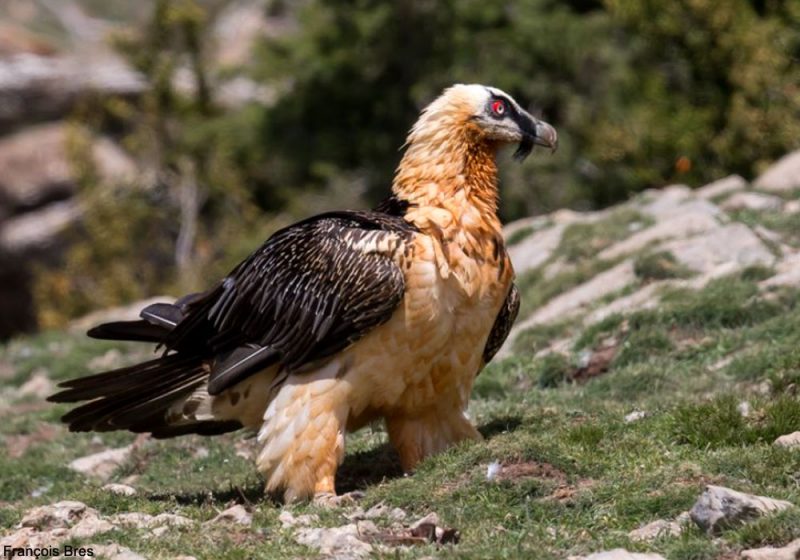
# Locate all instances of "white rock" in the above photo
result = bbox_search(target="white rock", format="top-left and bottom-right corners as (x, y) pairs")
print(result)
(598, 210), (719, 261)
(69, 446), (132, 481)
(15, 370), (53, 399)
(689, 485), (794, 534)
(68, 515), (115, 539)
(696, 175), (747, 200)
(624, 411), (647, 423)
(774, 431), (800, 448)
(628, 518), (683, 541)
(586, 282), (666, 325)
(360, 502), (406, 522)
(508, 222), (567, 274)
(741, 539), (800, 560)
(295, 524), (373, 559)
(662, 223), (775, 274)
(20, 501), (90, 529)
(207, 504), (252, 527)
(721, 191), (784, 212)
(754, 150), (800, 193)
(639, 185), (693, 218)
(101, 483), (137, 496)
(738, 401), (752, 417)
(515, 260), (637, 330)
(486, 461), (502, 481)
(785, 200), (800, 214)
(278, 510), (319, 529)
(761, 253), (800, 289)
(86, 544), (146, 560)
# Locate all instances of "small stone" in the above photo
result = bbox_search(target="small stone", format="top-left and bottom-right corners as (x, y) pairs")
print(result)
(102, 483), (137, 496)
(774, 432), (800, 448)
(785, 200), (800, 214)
(628, 519), (683, 541)
(741, 539), (800, 560)
(363, 502), (406, 522)
(738, 401), (752, 418)
(207, 504), (252, 527)
(624, 411), (647, 423)
(486, 461), (502, 481)
(69, 446), (132, 481)
(278, 510), (319, 529)
(690, 485), (794, 534)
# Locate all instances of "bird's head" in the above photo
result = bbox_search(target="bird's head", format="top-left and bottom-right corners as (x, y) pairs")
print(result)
(408, 84), (558, 161)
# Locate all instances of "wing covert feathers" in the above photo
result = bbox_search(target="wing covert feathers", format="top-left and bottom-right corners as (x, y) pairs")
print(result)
(51, 210), (415, 436)
(482, 283), (520, 364)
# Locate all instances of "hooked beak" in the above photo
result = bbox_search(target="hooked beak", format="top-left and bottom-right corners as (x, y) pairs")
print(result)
(513, 114), (558, 161)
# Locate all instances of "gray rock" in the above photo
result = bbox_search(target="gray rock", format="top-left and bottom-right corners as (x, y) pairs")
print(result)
(20, 500), (90, 529)
(639, 185), (693, 218)
(761, 253), (800, 289)
(696, 175), (747, 200)
(295, 523), (374, 560)
(755, 150), (800, 193)
(741, 539), (800, 560)
(69, 446), (133, 481)
(721, 191), (784, 212)
(598, 210), (719, 261)
(774, 431), (800, 448)
(206, 504), (252, 527)
(508, 222), (566, 274)
(663, 223), (775, 274)
(689, 485), (794, 534)
(101, 483), (137, 497)
(628, 519), (681, 541)
(517, 260), (636, 329)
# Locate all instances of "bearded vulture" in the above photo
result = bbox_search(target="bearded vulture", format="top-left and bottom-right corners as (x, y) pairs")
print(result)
(49, 84), (557, 503)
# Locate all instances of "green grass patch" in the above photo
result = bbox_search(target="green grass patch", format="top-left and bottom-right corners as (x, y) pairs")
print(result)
(558, 208), (652, 263)
(633, 251), (694, 281)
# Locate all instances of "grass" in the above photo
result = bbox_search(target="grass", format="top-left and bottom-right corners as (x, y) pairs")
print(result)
(2, 273), (800, 559)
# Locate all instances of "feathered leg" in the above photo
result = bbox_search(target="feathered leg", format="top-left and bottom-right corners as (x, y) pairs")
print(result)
(385, 407), (482, 472)
(256, 361), (350, 502)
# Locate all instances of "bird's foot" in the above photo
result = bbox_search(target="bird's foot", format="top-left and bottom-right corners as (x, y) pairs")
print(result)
(312, 490), (365, 508)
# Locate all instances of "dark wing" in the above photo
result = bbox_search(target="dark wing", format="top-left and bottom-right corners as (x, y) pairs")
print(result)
(482, 283), (520, 364)
(164, 211), (415, 394)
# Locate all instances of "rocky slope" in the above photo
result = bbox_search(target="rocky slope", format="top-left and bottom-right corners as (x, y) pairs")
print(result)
(1, 154), (799, 559)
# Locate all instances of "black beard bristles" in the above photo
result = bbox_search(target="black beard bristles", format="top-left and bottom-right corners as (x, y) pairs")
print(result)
(513, 136), (534, 161)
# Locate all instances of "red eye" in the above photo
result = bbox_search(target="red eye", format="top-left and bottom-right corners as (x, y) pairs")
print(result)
(492, 100), (505, 115)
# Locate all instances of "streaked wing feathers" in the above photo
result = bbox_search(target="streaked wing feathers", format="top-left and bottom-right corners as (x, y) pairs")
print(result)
(165, 211), (416, 395)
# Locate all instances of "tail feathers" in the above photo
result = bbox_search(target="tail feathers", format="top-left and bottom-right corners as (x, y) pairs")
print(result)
(86, 299), (186, 344)
(48, 354), (242, 437)
(87, 320), (170, 343)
